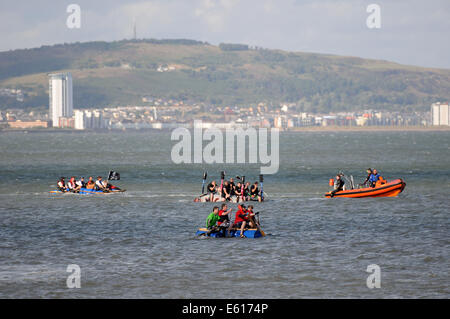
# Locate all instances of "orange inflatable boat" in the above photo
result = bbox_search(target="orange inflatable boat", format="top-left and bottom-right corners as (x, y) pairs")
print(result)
(325, 178), (406, 198)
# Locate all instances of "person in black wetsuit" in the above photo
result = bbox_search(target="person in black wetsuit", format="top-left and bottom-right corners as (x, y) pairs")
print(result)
(330, 174), (345, 198)
(243, 182), (251, 201)
(250, 181), (262, 202)
(207, 180), (217, 202)
(234, 182), (242, 199)
(362, 168), (373, 187)
(229, 178), (236, 196)
(222, 181), (232, 201)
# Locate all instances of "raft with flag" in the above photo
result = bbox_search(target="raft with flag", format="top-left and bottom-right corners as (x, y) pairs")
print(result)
(49, 188), (125, 194)
(50, 170), (125, 194)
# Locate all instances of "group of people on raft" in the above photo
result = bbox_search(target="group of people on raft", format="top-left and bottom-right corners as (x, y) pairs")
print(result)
(56, 176), (121, 193)
(330, 168), (385, 197)
(195, 178), (263, 203)
(205, 203), (261, 238)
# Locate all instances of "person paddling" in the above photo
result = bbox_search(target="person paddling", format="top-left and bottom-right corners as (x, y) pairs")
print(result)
(67, 176), (81, 193)
(246, 205), (258, 229)
(85, 176), (95, 190)
(206, 206), (221, 234)
(207, 180), (217, 202)
(218, 203), (233, 236)
(250, 181), (262, 202)
(233, 204), (250, 238)
(222, 181), (232, 201)
(57, 177), (67, 192)
(77, 177), (86, 189)
(95, 176), (108, 192)
(243, 182), (251, 201)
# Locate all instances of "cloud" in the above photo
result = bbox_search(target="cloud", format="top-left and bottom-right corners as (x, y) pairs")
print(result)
(0, 0), (449, 68)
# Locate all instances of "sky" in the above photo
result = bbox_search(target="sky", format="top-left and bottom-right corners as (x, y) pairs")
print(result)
(0, 0), (449, 69)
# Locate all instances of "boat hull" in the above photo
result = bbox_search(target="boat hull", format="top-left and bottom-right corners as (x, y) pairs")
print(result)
(325, 178), (406, 198)
(196, 228), (264, 238)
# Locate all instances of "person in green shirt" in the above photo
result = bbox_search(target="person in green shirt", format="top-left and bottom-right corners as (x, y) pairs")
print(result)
(206, 206), (220, 233)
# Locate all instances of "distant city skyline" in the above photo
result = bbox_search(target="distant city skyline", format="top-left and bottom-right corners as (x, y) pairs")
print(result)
(0, 0), (449, 69)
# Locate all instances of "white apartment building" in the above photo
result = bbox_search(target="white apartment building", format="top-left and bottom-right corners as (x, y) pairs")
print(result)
(431, 102), (450, 126)
(48, 73), (73, 127)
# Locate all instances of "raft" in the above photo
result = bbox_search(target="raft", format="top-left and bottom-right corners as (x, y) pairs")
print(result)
(196, 227), (265, 238)
(325, 178), (406, 198)
(50, 188), (125, 194)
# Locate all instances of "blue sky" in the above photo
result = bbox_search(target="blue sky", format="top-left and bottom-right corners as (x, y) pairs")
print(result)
(1, 0), (449, 68)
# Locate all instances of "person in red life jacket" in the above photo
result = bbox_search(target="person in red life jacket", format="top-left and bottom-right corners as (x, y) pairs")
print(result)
(57, 177), (67, 192)
(67, 176), (81, 193)
(246, 205), (257, 227)
(233, 204), (254, 238)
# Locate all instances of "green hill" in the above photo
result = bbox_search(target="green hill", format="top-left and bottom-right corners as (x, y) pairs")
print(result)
(0, 38), (449, 112)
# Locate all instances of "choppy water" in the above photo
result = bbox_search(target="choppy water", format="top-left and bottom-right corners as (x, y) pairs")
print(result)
(0, 130), (449, 298)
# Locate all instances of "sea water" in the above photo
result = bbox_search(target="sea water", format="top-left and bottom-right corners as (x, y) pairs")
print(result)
(0, 131), (448, 298)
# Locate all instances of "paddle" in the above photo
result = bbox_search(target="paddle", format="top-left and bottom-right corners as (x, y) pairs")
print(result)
(240, 175), (245, 202)
(259, 174), (264, 201)
(201, 171), (207, 194)
(219, 171), (225, 197)
(254, 212), (266, 237)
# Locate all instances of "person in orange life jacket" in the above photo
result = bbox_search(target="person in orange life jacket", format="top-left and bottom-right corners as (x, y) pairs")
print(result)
(85, 176), (95, 189)
(57, 177), (67, 192)
(369, 169), (381, 187)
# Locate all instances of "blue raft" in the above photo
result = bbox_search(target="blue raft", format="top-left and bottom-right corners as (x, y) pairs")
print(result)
(50, 188), (125, 194)
(196, 227), (264, 238)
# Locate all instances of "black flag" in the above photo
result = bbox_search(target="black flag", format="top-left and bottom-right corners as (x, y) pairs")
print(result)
(108, 171), (120, 180)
